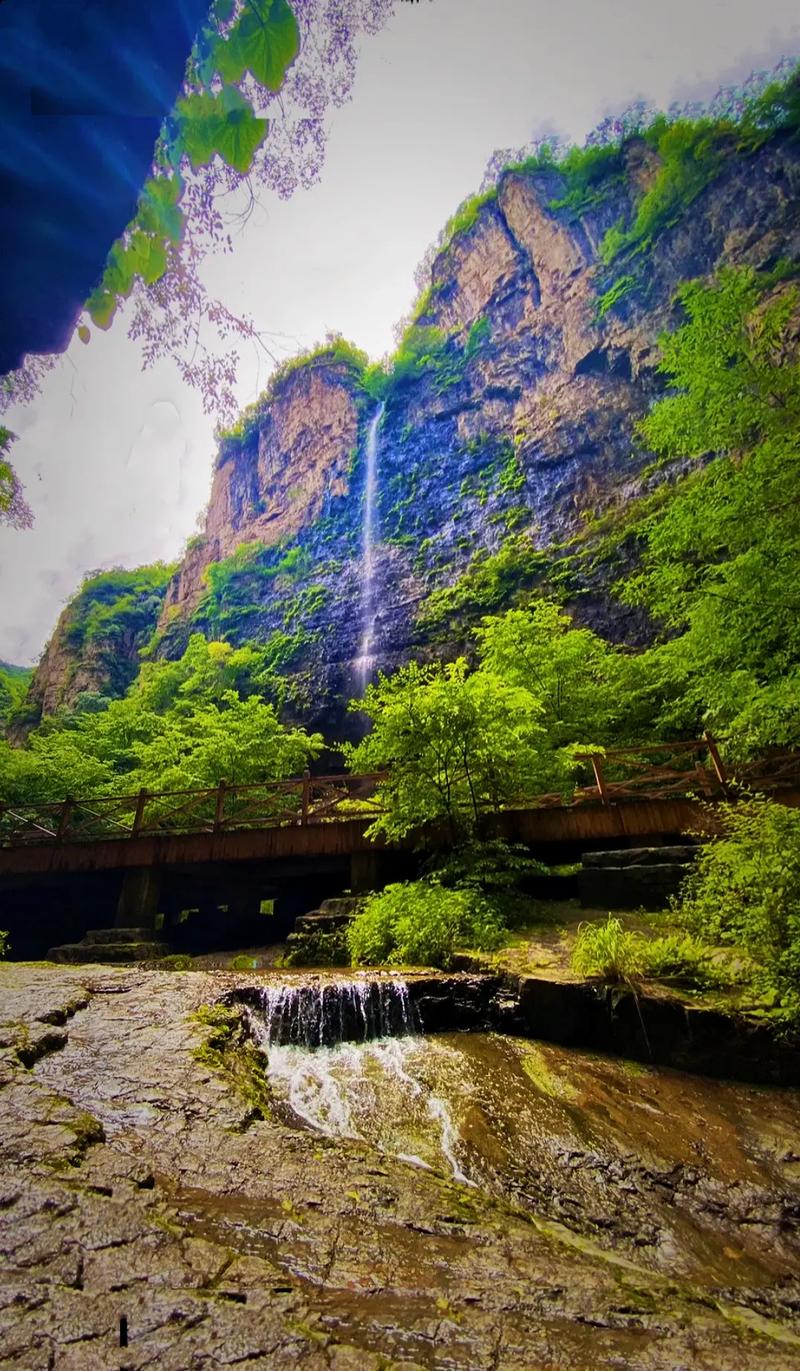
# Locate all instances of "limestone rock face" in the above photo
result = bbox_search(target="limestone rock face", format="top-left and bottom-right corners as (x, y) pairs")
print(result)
(161, 363), (361, 623)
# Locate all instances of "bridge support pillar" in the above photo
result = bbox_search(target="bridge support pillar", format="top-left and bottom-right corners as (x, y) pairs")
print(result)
(115, 867), (161, 929)
(350, 850), (384, 895)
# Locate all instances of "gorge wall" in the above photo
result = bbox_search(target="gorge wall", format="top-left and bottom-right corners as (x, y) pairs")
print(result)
(22, 114), (800, 738)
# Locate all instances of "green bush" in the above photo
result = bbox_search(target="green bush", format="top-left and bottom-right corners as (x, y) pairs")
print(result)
(0, 930), (9, 959)
(675, 798), (800, 1017)
(283, 928), (349, 968)
(638, 933), (733, 989)
(571, 916), (644, 982)
(347, 880), (507, 968)
(427, 840), (546, 893)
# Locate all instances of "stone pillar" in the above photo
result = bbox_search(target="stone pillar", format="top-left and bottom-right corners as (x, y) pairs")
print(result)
(115, 867), (161, 929)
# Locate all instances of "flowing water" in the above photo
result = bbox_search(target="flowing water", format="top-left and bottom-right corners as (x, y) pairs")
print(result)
(244, 976), (418, 1048)
(241, 978), (800, 1294)
(244, 977), (473, 1180)
(355, 402), (384, 692)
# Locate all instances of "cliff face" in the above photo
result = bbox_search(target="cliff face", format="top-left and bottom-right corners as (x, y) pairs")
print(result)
(147, 130), (800, 737)
(21, 566), (172, 726)
(161, 363), (361, 624)
(23, 123), (800, 736)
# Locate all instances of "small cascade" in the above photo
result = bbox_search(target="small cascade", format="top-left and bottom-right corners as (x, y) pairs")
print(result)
(355, 402), (384, 692)
(239, 977), (475, 1183)
(245, 977), (417, 1048)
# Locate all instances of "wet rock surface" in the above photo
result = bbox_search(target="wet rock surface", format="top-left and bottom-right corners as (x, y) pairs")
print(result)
(1, 963), (800, 1368)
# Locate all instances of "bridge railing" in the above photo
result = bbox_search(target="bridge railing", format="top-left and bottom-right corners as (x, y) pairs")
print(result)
(2, 739), (799, 848)
(0, 771), (389, 847)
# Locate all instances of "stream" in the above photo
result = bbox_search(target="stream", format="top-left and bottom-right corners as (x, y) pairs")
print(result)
(241, 977), (800, 1297)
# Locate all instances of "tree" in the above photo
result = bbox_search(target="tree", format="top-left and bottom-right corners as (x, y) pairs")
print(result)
(0, 634), (321, 805)
(475, 600), (643, 746)
(346, 658), (557, 843)
(621, 267), (800, 755)
(676, 798), (800, 1020)
(129, 691), (320, 793)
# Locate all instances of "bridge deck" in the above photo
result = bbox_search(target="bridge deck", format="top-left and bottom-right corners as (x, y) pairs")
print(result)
(1, 740), (799, 878)
(2, 793), (800, 879)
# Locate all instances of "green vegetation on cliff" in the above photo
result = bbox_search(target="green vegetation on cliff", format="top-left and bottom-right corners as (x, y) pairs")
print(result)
(0, 634), (320, 803)
(65, 565), (175, 655)
(621, 266), (800, 754)
(0, 663), (33, 729)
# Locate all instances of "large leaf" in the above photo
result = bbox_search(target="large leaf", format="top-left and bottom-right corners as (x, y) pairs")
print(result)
(86, 286), (117, 330)
(86, 228), (168, 329)
(126, 232), (168, 286)
(137, 176), (184, 245)
(212, 0), (299, 92)
(175, 86), (268, 173)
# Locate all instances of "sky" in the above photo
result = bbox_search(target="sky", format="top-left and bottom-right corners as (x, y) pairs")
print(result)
(2, 0), (800, 666)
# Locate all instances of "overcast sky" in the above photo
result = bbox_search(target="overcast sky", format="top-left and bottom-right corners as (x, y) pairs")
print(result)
(2, 0), (799, 666)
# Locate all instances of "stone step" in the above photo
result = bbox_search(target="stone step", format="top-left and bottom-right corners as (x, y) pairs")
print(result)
(295, 909), (354, 934)
(578, 864), (691, 912)
(582, 845), (699, 870)
(317, 897), (360, 917)
(82, 927), (153, 945)
(47, 941), (170, 964)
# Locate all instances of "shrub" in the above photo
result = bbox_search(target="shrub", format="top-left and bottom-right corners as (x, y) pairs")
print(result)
(571, 916), (644, 982)
(427, 840), (546, 893)
(347, 880), (507, 968)
(0, 930), (9, 959)
(675, 798), (800, 1017)
(283, 928), (349, 968)
(639, 933), (733, 989)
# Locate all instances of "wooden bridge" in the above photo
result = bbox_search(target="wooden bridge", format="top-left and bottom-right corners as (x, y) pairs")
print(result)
(2, 736), (799, 880)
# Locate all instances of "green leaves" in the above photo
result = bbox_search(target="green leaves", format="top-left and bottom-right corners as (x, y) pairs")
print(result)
(81, 0), (303, 337)
(175, 85), (268, 173)
(86, 225), (171, 328)
(620, 267), (800, 755)
(137, 175), (184, 245)
(346, 657), (556, 843)
(677, 798), (800, 1020)
(212, 0), (299, 91)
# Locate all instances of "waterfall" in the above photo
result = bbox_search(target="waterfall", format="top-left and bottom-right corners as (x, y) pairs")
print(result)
(245, 977), (417, 1049)
(241, 977), (475, 1183)
(355, 402), (384, 692)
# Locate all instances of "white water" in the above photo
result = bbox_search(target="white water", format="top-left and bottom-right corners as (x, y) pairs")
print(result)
(355, 403), (384, 693)
(245, 976), (416, 1048)
(264, 1034), (476, 1185)
(243, 977), (474, 1182)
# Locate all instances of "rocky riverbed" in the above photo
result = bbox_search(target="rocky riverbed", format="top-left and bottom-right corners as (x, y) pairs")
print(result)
(1, 962), (800, 1368)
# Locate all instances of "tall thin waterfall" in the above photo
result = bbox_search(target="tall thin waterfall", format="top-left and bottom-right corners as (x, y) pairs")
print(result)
(355, 402), (384, 692)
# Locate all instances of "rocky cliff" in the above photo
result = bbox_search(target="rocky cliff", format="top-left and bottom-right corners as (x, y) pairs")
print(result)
(20, 565), (172, 728)
(21, 102), (800, 735)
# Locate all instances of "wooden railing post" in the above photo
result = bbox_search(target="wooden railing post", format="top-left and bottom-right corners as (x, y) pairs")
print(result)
(301, 770), (311, 826)
(590, 754), (610, 806)
(694, 761), (712, 797)
(56, 797), (74, 841)
(214, 780), (227, 834)
(703, 731), (728, 788)
(131, 788), (149, 837)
